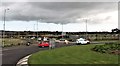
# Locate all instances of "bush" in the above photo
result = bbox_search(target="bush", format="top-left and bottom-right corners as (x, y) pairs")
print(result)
(92, 42), (119, 54)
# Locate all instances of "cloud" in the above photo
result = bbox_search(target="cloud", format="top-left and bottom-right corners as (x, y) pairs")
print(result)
(0, 2), (118, 24)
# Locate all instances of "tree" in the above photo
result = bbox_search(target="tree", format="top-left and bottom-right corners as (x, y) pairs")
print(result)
(112, 28), (120, 33)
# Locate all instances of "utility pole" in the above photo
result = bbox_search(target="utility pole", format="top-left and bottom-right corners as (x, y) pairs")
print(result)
(3, 8), (9, 47)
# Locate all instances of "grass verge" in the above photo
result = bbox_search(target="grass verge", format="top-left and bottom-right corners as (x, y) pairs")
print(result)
(0, 38), (27, 47)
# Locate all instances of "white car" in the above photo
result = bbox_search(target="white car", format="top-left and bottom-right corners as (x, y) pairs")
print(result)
(55, 39), (69, 44)
(76, 38), (90, 45)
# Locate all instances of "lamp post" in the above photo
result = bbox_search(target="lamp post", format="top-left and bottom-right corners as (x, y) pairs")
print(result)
(85, 19), (87, 39)
(3, 8), (9, 47)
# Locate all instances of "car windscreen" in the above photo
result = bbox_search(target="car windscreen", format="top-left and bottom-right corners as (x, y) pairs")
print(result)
(60, 39), (65, 41)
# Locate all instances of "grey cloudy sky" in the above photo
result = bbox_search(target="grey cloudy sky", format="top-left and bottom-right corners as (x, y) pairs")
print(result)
(1, 2), (118, 24)
(0, 1), (118, 32)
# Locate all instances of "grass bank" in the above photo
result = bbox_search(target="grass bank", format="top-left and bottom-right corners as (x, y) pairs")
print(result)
(0, 38), (27, 47)
(28, 44), (118, 64)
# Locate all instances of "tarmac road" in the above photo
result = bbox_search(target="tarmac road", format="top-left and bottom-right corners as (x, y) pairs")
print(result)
(2, 44), (49, 66)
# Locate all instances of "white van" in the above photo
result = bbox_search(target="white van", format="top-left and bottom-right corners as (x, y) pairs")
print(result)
(76, 38), (90, 45)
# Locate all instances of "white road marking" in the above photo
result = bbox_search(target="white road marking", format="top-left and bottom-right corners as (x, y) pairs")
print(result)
(17, 55), (31, 66)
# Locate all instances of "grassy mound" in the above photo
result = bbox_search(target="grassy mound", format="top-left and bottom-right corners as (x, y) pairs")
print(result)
(28, 44), (118, 64)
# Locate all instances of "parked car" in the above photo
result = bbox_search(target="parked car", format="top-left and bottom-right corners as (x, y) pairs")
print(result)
(55, 39), (69, 44)
(38, 41), (49, 47)
(76, 38), (90, 45)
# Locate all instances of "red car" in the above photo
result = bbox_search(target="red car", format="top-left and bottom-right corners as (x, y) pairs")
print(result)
(38, 41), (49, 47)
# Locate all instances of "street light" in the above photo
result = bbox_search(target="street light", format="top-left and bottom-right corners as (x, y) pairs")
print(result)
(3, 8), (9, 47)
(85, 19), (87, 39)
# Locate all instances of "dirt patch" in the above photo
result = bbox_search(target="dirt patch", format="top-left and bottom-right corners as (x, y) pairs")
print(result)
(110, 50), (120, 55)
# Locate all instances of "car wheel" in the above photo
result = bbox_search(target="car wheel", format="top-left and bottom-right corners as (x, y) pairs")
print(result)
(87, 42), (90, 44)
(38, 46), (41, 48)
(76, 43), (81, 45)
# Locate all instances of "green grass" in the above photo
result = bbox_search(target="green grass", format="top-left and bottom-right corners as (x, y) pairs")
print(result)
(28, 44), (119, 64)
